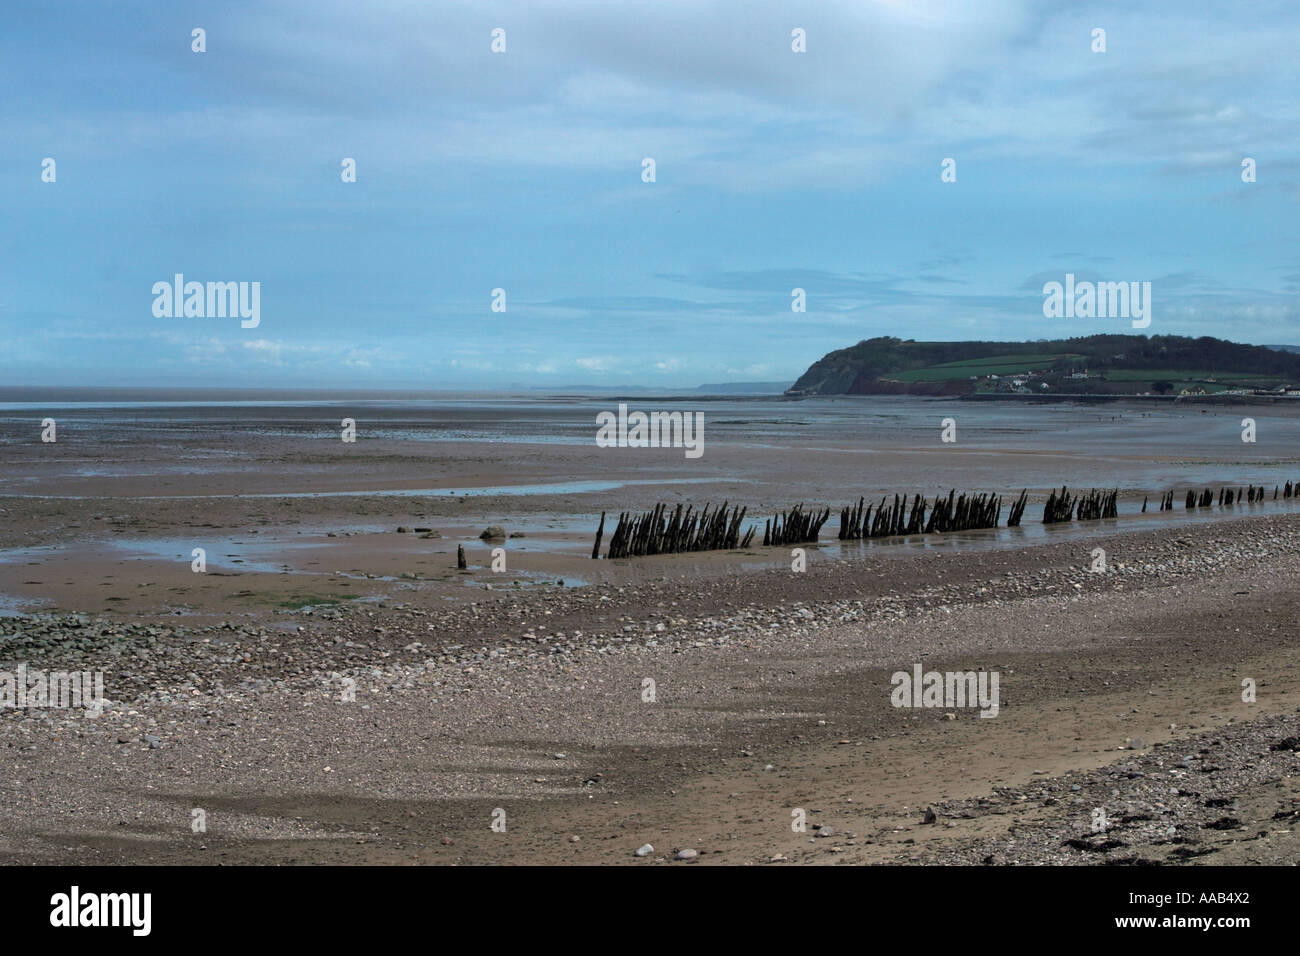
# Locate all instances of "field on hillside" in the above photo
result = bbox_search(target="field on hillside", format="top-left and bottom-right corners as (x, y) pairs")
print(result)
(1101, 369), (1279, 382)
(891, 353), (1081, 382)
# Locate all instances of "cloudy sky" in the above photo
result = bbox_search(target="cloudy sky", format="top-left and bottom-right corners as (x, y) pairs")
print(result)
(3, 0), (1299, 388)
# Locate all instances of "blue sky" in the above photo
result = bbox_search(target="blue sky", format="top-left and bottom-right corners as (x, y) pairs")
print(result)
(3, 0), (1299, 388)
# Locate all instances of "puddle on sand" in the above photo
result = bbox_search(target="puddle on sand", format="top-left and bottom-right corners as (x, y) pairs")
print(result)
(100, 536), (313, 574)
(0, 593), (52, 618)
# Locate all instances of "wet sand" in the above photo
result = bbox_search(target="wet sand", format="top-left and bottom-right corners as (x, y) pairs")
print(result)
(4, 395), (1300, 623)
(2, 397), (1299, 865)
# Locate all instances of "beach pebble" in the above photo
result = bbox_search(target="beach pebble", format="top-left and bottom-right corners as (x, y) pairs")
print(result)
(634, 843), (654, 857)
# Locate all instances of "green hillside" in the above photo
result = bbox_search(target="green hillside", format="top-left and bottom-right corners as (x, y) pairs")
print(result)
(787, 336), (1300, 396)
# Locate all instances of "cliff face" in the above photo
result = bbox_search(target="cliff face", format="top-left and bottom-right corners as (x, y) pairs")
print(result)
(787, 337), (913, 394)
(788, 337), (1003, 395)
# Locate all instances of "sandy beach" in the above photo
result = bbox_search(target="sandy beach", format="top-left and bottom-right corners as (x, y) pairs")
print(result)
(2, 398), (1298, 865)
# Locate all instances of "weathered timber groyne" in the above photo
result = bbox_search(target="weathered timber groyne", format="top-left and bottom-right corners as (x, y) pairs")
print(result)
(1006, 489), (1030, 527)
(1043, 486), (1077, 523)
(603, 501), (754, 559)
(764, 505), (831, 547)
(593, 481), (1300, 558)
(1044, 487), (1118, 523)
(837, 489), (1003, 540)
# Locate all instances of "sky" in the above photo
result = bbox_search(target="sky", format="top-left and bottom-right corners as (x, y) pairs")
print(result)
(3, 0), (1300, 389)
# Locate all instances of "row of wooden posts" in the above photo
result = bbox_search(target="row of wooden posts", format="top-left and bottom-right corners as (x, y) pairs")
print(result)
(1043, 486), (1120, 524)
(594, 501), (756, 559)
(765, 505), (831, 547)
(838, 489), (1010, 539)
(1144, 483), (1287, 512)
(589, 481), (1296, 558)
